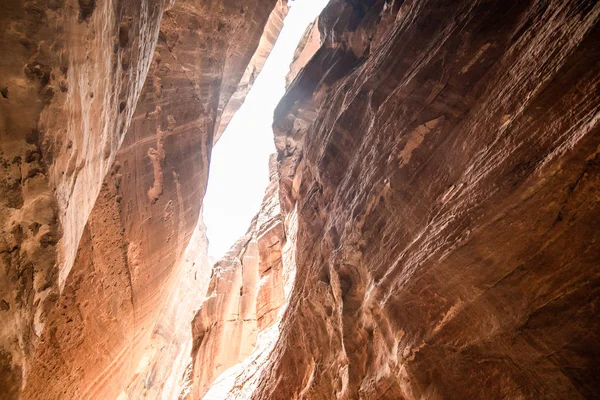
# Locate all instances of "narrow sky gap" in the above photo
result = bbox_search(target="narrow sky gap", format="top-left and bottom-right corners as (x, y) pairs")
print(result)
(203, 0), (328, 259)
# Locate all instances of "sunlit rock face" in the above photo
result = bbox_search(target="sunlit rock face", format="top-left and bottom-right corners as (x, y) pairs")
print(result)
(246, 0), (599, 399)
(3, 0), (599, 399)
(0, 0), (165, 397)
(189, 224), (262, 399)
(122, 218), (210, 400)
(119, 2), (288, 397)
(285, 18), (320, 89)
(189, 155), (289, 400)
(1, 0), (283, 398)
(199, 196), (299, 400)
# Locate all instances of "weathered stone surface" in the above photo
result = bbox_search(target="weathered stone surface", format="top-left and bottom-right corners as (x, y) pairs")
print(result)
(247, 0), (600, 399)
(214, 0), (289, 142)
(200, 195), (299, 400)
(1, 0), (283, 397)
(3, 0), (600, 399)
(0, 0), (165, 396)
(119, 2), (287, 396)
(190, 226), (261, 400)
(122, 218), (211, 400)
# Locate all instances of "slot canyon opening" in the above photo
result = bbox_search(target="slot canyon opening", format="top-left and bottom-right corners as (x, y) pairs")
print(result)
(2, 0), (598, 399)
(203, 0), (328, 260)
(190, 1), (328, 397)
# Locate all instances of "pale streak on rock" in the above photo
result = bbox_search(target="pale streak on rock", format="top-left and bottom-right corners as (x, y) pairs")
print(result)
(189, 155), (292, 399)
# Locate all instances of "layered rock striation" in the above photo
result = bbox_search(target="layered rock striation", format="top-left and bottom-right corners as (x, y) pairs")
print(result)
(0, 0), (166, 396)
(285, 19), (320, 89)
(246, 0), (600, 399)
(2, 0), (600, 399)
(214, 0), (290, 143)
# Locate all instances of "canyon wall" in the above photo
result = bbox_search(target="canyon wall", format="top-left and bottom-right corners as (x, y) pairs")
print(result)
(1, 0), (284, 398)
(285, 19), (320, 89)
(0, 0), (165, 396)
(245, 0), (599, 399)
(214, 1), (289, 143)
(120, 3), (289, 397)
(122, 217), (210, 400)
(3, 0), (600, 399)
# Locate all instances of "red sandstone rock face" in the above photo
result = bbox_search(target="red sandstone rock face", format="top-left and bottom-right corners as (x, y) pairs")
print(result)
(246, 0), (599, 399)
(123, 218), (210, 400)
(0, 0), (165, 396)
(190, 227), (262, 399)
(3, 0), (600, 399)
(214, 0), (290, 143)
(0, 0), (283, 398)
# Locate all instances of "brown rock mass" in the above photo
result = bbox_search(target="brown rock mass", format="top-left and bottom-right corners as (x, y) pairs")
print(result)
(1, 0), (165, 396)
(246, 0), (600, 398)
(2, 0), (600, 399)
(214, 0), (290, 143)
(189, 155), (289, 399)
(285, 19), (321, 89)
(1, 0), (283, 398)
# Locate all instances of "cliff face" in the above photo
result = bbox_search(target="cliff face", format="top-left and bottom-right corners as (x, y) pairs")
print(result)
(3, 0), (600, 399)
(0, 0), (283, 398)
(122, 218), (210, 400)
(189, 155), (289, 399)
(285, 19), (320, 89)
(0, 0), (165, 396)
(249, 0), (599, 399)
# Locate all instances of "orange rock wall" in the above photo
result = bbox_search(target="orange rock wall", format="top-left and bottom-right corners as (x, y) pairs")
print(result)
(0, 0), (165, 396)
(0, 0), (283, 398)
(250, 0), (600, 398)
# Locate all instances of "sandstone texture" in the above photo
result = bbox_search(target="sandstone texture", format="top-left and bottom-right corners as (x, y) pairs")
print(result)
(247, 0), (599, 399)
(2, 0), (600, 399)
(0, 0), (165, 396)
(285, 19), (320, 89)
(214, 0), (290, 143)
(122, 218), (210, 400)
(0, 0), (283, 398)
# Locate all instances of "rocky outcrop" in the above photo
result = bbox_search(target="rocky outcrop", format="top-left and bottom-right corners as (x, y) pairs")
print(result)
(3, 0), (600, 399)
(245, 0), (600, 399)
(189, 155), (290, 399)
(1, 0), (284, 398)
(122, 218), (210, 400)
(0, 0), (165, 396)
(189, 225), (261, 399)
(119, 2), (288, 397)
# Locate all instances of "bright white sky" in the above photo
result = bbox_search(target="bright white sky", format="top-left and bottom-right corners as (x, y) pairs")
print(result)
(203, 0), (328, 259)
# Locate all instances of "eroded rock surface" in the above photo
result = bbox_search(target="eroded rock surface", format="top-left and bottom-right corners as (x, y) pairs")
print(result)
(123, 218), (210, 400)
(3, 0), (600, 399)
(1, 0), (283, 398)
(246, 0), (600, 399)
(285, 19), (320, 88)
(0, 0), (165, 396)
(214, 0), (290, 142)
